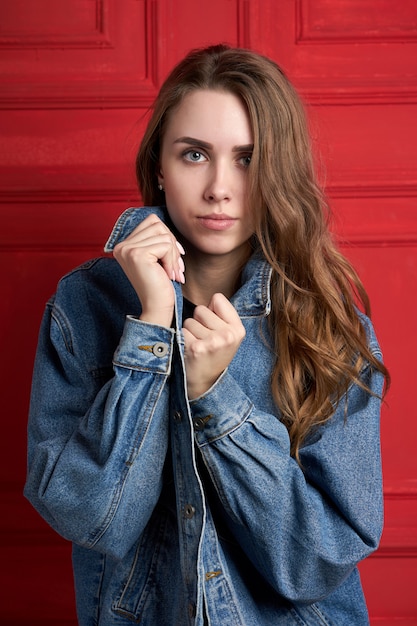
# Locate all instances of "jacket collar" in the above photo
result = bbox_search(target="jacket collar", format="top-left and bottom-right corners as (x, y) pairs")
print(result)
(105, 206), (272, 318)
(231, 253), (272, 317)
(104, 206), (166, 253)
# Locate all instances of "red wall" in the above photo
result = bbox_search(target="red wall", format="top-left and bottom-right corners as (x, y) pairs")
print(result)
(1, 1), (416, 623)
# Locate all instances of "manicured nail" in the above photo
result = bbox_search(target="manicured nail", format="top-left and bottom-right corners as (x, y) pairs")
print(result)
(176, 241), (185, 255)
(179, 270), (185, 284)
(178, 256), (185, 273)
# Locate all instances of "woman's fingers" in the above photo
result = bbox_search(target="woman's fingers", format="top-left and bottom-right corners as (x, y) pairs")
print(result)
(114, 215), (185, 284)
(184, 294), (244, 341)
(183, 294), (245, 399)
(112, 214), (185, 326)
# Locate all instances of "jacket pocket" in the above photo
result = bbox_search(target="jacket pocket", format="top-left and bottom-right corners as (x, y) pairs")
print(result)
(112, 507), (172, 621)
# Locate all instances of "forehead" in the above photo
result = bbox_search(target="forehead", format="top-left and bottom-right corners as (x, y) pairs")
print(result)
(163, 89), (253, 142)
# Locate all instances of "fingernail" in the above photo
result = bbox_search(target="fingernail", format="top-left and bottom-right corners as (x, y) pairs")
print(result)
(176, 241), (185, 255)
(179, 257), (185, 273)
(179, 270), (185, 284)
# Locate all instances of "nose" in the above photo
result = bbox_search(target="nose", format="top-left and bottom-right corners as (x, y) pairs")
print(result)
(203, 161), (232, 203)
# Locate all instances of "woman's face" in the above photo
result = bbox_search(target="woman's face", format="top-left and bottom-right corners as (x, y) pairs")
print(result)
(158, 89), (255, 260)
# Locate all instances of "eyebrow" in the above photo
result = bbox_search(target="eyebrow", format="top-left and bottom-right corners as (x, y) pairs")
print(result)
(173, 136), (253, 152)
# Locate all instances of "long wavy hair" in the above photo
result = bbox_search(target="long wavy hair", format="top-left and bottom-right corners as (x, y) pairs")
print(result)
(136, 44), (389, 461)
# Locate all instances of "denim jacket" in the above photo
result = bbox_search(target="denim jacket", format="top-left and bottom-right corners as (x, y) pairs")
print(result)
(24, 207), (384, 625)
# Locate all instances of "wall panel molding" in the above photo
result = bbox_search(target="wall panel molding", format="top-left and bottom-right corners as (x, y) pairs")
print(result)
(0, 0), (111, 49)
(0, 199), (130, 250)
(300, 86), (417, 106)
(327, 182), (417, 200)
(377, 487), (417, 558)
(252, 1), (417, 105)
(296, 0), (417, 44)
(237, 0), (251, 48)
(0, 0), (160, 109)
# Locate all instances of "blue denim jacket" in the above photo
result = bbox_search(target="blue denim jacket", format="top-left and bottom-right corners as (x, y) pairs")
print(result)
(25, 207), (384, 625)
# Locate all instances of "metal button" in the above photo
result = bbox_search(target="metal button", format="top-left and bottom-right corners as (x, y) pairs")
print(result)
(184, 504), (195, 519)
(205, 570), (222, 581)
(152, 342), (168, 357)
(173, 410), (182, 423)
(188, 602), (196, 618)
(193, 417), (206, 431)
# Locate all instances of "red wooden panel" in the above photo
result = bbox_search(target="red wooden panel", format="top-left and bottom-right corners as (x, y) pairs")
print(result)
(360, 554), (417, 622)
(299, 0), (417, 41)
(331, 196), (417, 246)
(0, 0), (158, 108)
(0, 201), (131, 249)
(250, 0), (417, 102)
(160, 0), (247, 66)
(1, 539), (77, 624)
(0, 0), (107, 40)
(0, 108), (144, 195)
(339, 240), (417, 620)
(339, 243), (417, 485)
(0, 250), (101, 488)
(1, 0), (416, 623)
(310, 104), (417, 192)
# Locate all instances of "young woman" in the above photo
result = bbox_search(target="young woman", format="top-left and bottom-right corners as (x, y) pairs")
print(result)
(25, 45), (389, 625)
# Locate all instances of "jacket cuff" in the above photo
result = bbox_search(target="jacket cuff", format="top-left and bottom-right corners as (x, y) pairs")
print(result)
(189, 371), (253, 446)
(113, 315), (174, 374)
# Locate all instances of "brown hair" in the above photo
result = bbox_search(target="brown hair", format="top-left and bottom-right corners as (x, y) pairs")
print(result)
(136, 44), (389, 461)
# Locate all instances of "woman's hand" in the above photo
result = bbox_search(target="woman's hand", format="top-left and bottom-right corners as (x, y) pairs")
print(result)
(182, 293), (245, 400)
(113, 214), (185, 327)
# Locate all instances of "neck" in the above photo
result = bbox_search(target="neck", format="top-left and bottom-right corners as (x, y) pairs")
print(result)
(182, 245), (251, 306)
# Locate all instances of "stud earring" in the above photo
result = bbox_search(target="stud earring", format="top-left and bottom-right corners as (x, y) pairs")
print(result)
(158, 183), (164, 191)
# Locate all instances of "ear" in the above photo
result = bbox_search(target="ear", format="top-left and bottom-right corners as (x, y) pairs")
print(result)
(157, 166), (164, 186)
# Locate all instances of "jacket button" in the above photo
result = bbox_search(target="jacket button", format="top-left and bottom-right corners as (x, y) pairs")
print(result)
(188, 602), (196, 618)
(193, 417), (205, 431)
(152, 342), (168, 357)
(173, 411), (182, 423)
(184, 504), (195, 519)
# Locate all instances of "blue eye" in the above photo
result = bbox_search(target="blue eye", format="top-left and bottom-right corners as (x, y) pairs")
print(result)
(184, 150), (205, 162)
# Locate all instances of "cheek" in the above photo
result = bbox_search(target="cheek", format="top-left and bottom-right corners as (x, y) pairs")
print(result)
(164, 167), (190, 193)
(165, 173), (201, 212)
(163, 186), (188, 227)
(162, 172), (180, 198)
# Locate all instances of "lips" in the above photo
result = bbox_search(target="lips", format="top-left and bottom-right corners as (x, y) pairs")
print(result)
(198, 213), (237, 231)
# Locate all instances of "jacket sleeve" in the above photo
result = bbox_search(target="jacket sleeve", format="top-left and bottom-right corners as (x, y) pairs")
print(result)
(24, 300), (174, 560)
(189, 334), (384, 603)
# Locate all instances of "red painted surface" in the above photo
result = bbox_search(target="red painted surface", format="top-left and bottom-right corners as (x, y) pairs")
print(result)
(1, 1), (416, 623)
